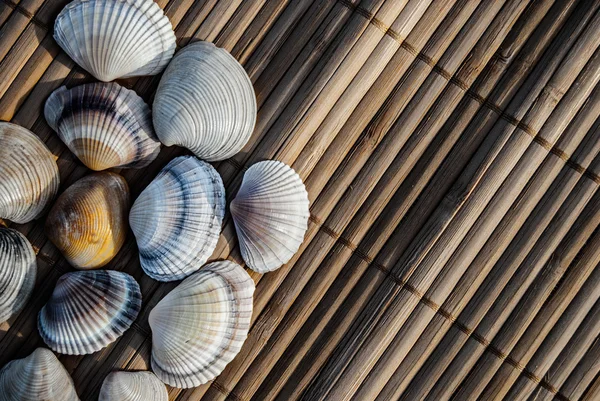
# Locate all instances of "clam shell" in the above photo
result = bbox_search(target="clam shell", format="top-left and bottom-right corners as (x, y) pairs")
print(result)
(0, 228), (36, 323)
(99, 371), (167, 401)
(0, 122), (60, 224)
(231, 161), (309, 273)
(54, 0), (176, 82)
(38, 270), (141, 355)
(149, 260), (254, 388)
(45, 172), (129, 269)
(45, 82), (160, 171)
(153, 41), (256, 161)
(129, 156), (225, 281)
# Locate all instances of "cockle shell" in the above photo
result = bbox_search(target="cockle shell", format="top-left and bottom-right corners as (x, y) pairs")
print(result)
(0, 228), (36, 323)
(38, 270), (141, 355)
(149, 260), (254, 388)
(0, 122), (59, 224)
(153, 41), (256, 161)
(230, 161), (309, 273)
(129, 156), (225, 281)
(44, 82), (160, 171)
(99, 371), (167, 401)
(54, 0), (176, 82)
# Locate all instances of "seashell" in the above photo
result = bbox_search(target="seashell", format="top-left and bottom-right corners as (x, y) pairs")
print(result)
(230, 161), (309, 273)
(129, 156), (225, 281)
(0, 122), (60, 224)
(0, 228), (36, 323)
(54, 0), (176, 82)
(153, 41), (256, 161)
(45, 172), (129, 269)
(0, 348), (80, 400)
(38, 270), (141, 355)
(149, 260), (254, 388)
(45, 82), (160, 171)
(99, 371), (167, 401)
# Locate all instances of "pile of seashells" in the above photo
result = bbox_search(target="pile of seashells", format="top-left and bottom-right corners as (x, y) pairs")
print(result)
(0, 0), (310, 399)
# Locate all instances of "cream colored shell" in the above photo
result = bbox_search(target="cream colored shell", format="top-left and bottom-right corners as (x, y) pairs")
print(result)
(99, 371), (167, 401)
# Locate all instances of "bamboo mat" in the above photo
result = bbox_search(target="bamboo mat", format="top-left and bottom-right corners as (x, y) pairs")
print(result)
(1, 0), (600, 400)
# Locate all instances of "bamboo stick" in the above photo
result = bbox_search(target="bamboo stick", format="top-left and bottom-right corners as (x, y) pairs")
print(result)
(557, 333), (600, 400)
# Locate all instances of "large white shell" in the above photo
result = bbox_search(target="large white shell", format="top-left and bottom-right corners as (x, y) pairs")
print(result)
(99, 371), (167, 401)
(0, 122), (60, 224)
(38, 270), (142, 355)
(153, 41), (256, 161)
(231, 161), (309, 273)
(54, 0), (176, 82)
(0, 228), (36, 323)
(45, 83), (160, 171)
(0, 348), (79, 400)
(149, 260), (254, 388)
(129, 156), (225, 282)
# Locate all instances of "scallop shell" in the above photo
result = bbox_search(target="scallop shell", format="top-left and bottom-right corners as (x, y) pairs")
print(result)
(149, 260), (254, 388)
(45, 82), (160, 171)
(230, 161), (309, 273)
(54, 0), (176, 82)
(153, 41), (256, 161)
(0, 228), (36, 323)
(38, 270), (141, 355)
(99, 371), (167, 401)
(0, 122), (60, 224)
(129, 156), (225, 281)
(0, 348), (79, 400)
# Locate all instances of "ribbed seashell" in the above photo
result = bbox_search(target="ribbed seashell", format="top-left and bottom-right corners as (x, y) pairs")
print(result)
(54, 0), (176, 82)
(0, 122), (59, 224)
(129, 156), (225, 281)
(149, 260), (254, 388)
(0, 228), (36, 323)
(99, 371), (167, 401)
(44, 83), (160, 171)
(153, 41), (256, 161)
(38, 270), (141, 355)
(230, 161), (309, 273)
(45, 172), (129, 269)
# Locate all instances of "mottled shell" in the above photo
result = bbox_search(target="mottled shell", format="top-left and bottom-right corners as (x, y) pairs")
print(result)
(0, 228), (36, 323)
(99, 371), (167, 401)
(231, 161), (309, 273)
(0, 122), (60, 224)
(153, 41), (256, 161)
(38, 270), (141, 355)
(54, 0), (176, 82)
(45, 83), (160, 171)
(129, 156), (225, 281)
(0, 348), (79, 400)
(149, 261), (254, 388)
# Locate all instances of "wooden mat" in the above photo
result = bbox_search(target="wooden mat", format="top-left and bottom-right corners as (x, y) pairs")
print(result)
(1, 0), (600, 400)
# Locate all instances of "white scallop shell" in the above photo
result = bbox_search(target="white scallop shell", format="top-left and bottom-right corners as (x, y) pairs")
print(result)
(38, 270), (142, 355)
(0, 122), (60, 224)
(129, 156), (225, 282)
(149, 260), (254, 388)
(153, 41), (256, 161)
(0, 348), (80, 400)
(230, 161), (309, 273)
(54, 0), (176, 82)
(45, 83), (160, 171)
(99, 371), (167, 401)
(0, 228), (36, 323)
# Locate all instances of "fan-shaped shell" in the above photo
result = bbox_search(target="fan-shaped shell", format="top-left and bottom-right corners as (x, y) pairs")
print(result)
(0, 228), (36, 323)
(54, 0), (176, 82)
(45, 83), (160, 171)
(153, 41), (256, 161)
(149, 260), (254, 388)
(99, 371), (167, 401)
(0, 348), (79, 400)
(230, 161), (309, 273)
(38, 270), (141, 355)
(0, 122), (60, 224)
(129, 156), (225, 281)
